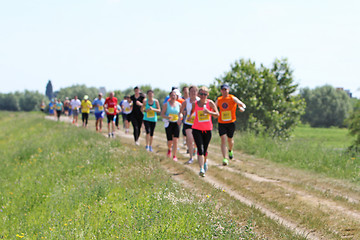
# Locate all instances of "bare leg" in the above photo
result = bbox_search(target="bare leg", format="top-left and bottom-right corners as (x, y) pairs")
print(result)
(220, 134), (227, 159)
(172, 138), (178, 157)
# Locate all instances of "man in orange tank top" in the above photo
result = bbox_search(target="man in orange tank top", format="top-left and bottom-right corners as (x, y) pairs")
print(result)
(215, 84), (246, 166)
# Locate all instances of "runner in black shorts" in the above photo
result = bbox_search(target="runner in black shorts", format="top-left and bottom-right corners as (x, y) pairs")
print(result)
(218, 122), (236, 138)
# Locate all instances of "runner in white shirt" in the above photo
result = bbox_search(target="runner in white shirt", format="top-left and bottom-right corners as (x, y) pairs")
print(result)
(70, 96), (81, 126)
(179, 86), (199, 164)
(121, 96), (132, 134)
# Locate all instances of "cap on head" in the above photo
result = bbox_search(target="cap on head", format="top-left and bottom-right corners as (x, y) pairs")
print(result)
(173, 89), (181, 97)
(84, 95), (89, 100)
(221, 84), (230, 90)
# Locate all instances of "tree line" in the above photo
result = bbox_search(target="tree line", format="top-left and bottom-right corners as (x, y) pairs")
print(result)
(1, 58), (359, 147)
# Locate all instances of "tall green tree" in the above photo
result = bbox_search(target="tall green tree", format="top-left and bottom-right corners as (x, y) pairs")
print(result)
(209, 58), (305, 138)
(346, 99), (360, 151)
(45, 80), (53, 100)
(300, 85), (352, 127)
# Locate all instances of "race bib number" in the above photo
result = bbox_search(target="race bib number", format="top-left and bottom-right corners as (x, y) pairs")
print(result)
(198, 110), (210, 122)
(169, 113), (178, 122)
(98, 106), (104, 111)
(221, 111), (232, 121)
(147, 110), (155, 118)
(74, 107), (77, 110)
(50, 106), (54, 110)
(185, 115), (195, 125)
(108, 108), (114, 114)
(56, 106), (61, 110)
(125, 107), (130, 112)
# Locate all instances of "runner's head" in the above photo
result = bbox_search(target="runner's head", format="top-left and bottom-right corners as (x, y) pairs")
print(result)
(189, 85), (198, 98)
(220, 84), (230, 96)
(147, 89), (154, 99)
(173, 89), (181, 100)
(84, 95), (89, 100)
(134, 86), (140, 95)
(198, 86), (209, 99)
(74, 96), (78, 100)
(169, 90), (177, 101)
(98, 93), (103, 99)
(109, 92), (114, 99)
(182, 86), (189, 98)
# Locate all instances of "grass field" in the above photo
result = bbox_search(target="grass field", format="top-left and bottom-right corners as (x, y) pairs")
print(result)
(0, 112), (260, 239)
(210, 124), (359, 182)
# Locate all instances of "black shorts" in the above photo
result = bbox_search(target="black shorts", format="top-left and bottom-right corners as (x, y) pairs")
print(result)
(183, 123), (193, 136)
(218, 122), (235, 138)
(107, 114), (115, 123)
(165, 122), (180, 141)
(122, 113), (130, 121)
(144, 120), (156, 136)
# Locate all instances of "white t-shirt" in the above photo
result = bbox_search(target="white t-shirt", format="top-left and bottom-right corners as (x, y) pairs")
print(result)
(70, 99), (81, 110)
(121, 100), (132, 114)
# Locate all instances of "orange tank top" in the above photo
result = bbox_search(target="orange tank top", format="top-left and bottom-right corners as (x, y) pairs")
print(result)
(192, 100), (213, 131)
(217, 94), (237, 124)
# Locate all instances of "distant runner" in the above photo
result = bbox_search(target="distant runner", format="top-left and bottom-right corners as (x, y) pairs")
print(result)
(40, 101), (46, 112)
(92, 93), (105, 132)
(63, 97), (71, 116)
(191, 86), (219, 177)
(49, 99), (55, 117)
(70, 96), (81, 126)
(121, 96), (132, 134)
(81, 95), (93, 128)
(55, 99), (63, 121)
(142, 89), (161, 152)
(129, 86), (145, 145)
(104, 92), (118, 138)
(161, 90), (181, 161)
(215, 84), (246, 166)
(179, 85), (199, 164)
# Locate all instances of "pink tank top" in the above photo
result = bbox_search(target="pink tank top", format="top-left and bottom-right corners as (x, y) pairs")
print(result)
(192, 100), (213, 131)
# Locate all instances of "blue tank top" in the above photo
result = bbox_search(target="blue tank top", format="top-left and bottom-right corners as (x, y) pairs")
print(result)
(143, 100), (158, 122)
(165, 101), (180, 122)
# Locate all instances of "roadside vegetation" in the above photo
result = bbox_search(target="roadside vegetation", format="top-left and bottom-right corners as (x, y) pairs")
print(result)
(0, 112), (264, 239)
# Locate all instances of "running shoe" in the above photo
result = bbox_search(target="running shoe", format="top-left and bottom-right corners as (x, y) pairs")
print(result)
(173, 156), (178, 162)
(167, 149), (171, 158)
(199, 168), (205, 177)
(108, 133), (111, 138)
(222, 158), (229, 166)
(185, 158), (193, 164)
(229, 150), (234, 160)
(149, 146), (153, 152)
(204, 162), (208, 172)
(145, 146), (149, 151)
(111, 133), (115, 138)
(135, 141), (140, 146)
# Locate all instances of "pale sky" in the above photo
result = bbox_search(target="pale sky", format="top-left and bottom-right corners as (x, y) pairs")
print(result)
(1, 0), (359, 98)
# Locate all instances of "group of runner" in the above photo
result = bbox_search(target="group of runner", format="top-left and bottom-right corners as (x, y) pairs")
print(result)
(48, 84), (246, 177)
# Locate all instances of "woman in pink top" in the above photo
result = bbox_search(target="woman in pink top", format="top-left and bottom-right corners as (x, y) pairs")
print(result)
(190, 86), (219, 177)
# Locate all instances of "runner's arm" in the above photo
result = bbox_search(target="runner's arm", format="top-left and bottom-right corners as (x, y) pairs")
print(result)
(160, 103), (170, 120)
(232, 96), (246, 112)
(154, 99), (161, 113)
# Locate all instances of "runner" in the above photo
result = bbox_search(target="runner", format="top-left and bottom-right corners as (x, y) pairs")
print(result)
(115, 104), (121, 130)
(142, 90), (161, 152)
(63, 97), (71, 116)
(49, 99), (55, 117)
(92, 93), (105, 132)
(191, 86), (219, 177)
(121, 95), (132, 134)
(70, 96), (81, 126)
(215, 84), (246, 166)
(104, 92), (118, 138)
(40, 101), (46, 112)
(81, 95), (93, 128)
(179, 85), (199, 164)
(129, 86), (145, 145)
(55, 99), (63, 121)
(161, 90), (182, 161)
(181, 86), (189, 146)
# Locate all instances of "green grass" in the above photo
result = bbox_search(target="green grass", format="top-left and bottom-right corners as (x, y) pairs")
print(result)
(211, 124), (360, 182)
(0, 112), (256, 239)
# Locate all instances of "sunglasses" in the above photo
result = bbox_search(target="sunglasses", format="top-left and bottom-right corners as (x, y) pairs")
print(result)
(199, 92), (208, 96)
